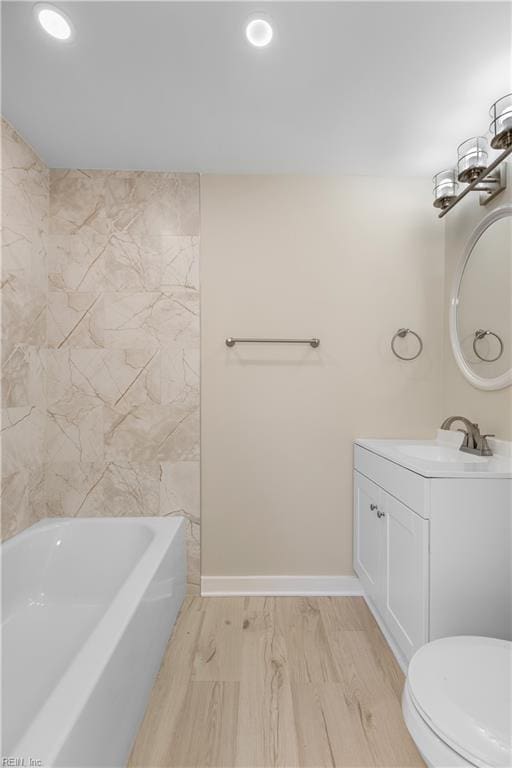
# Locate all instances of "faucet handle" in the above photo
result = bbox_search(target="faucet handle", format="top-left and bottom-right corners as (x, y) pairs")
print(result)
(477, 434), (494, 456)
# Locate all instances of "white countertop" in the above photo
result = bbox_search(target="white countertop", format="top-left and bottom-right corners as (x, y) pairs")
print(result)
(355, 431), (512, 479)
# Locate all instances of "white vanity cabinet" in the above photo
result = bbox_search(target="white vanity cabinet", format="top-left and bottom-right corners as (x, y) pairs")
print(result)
(353, 441), (511, 670)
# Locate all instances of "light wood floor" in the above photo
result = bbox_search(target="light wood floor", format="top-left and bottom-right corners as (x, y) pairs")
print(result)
(129, 597), (424, 768)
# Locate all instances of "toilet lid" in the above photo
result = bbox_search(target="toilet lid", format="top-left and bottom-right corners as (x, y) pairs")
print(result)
(407, 636), (512, 768)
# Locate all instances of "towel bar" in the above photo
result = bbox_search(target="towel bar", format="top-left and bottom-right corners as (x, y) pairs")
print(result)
(225, 337), (320, 348)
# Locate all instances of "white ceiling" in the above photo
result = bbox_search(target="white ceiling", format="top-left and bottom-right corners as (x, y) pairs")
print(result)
(2, 1), (511, 175)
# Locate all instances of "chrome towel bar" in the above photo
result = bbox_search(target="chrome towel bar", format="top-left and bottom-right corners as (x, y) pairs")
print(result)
(226, 337), (320, 348)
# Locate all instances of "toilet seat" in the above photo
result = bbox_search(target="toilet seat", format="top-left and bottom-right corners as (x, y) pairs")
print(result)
(403, 683), (475, 767)
(404, 636), (512, 768)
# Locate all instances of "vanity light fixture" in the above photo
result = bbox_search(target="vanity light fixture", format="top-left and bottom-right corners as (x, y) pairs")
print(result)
(433, 169), (458, 210)
(245, 16), (273, 47)
(34, 2), (73, 41)
(457, 137), (488, 184)
(434, 92), (512, 218)
(489, 93), (512, 149)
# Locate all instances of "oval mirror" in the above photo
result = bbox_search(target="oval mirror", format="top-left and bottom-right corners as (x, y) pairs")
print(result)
(450, 204), (512, 390)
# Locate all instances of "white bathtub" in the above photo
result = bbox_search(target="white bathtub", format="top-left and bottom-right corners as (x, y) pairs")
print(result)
(1, 516), (186, 767)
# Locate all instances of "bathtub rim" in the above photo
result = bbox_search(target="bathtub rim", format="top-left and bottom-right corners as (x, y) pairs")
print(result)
(4, 515), (185, 763)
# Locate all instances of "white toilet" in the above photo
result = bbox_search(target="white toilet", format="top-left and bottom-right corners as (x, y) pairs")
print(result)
(402, 636), (511, 768)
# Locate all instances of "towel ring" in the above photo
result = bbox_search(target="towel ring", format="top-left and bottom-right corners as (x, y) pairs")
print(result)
(391, 328), (423, 361)
(473, 329), (504, 362)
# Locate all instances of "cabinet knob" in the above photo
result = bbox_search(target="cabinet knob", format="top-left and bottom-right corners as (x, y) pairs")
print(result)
(370, 503), (378, 511)
(377, 510), (385, 518)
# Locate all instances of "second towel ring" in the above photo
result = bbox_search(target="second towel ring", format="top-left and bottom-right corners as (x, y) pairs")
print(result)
(473, 329), (504, 362)
(391, 328), (423, 360)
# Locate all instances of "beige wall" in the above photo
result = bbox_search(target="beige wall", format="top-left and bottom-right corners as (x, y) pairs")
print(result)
(201, 175), (445, 578)
(443, 162), (512, 439)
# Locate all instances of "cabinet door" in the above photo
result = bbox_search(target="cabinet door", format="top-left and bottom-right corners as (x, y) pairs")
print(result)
(381, 490), (429, 660)
(353, 471), (383, 606)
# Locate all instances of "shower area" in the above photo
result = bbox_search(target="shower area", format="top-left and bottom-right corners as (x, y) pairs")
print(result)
(1, 120), (201, 592)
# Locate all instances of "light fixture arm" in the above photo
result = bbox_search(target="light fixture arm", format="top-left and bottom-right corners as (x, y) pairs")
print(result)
(438, 144), (511, 218)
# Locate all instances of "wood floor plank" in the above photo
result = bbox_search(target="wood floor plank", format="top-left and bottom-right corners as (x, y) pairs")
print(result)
(355, 622), (405, 701)
(291, 682), (377, 767)
(326, 629), (423, 767)
(192, 597), (245, 682)
(276, 598), (341, 683)
(328, 627), (403, 705)
(236, 599), (299, 767)
(320, 597), (404, 699)
(241, 596), (275, 632)
(163, 682), (240, 768)
(129, 597), (424, 768)
(318, 596), (374, 633)
(128, 597), (205, 766)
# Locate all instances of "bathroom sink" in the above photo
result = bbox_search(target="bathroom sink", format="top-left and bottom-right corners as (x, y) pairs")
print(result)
(396, 445), (487, 464)
(355, 435), (511, 478)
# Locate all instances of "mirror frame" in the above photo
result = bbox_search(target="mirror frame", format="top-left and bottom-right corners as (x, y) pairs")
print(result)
(449, 203), (512, 391)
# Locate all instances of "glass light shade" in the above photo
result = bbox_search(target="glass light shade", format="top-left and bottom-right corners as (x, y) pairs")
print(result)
(457, 137), (488, 183)
(489, 93), (512, 149)
(433, 169), (458, 209)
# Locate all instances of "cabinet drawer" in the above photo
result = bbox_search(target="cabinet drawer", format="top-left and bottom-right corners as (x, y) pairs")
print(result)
(354, 444), (429, 518)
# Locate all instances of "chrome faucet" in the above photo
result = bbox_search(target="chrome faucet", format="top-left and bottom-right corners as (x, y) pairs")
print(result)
(440, 416), (494, 457)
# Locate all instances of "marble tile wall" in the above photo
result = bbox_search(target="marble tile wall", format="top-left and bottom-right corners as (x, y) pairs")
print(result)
(47, 169), (201, 592)
(1, 121), (201, 592)
(1, 118), (48, 539)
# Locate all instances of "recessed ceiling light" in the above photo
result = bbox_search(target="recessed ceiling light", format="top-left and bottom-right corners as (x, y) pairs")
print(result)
(245, 16), (273, 48)
(34, 3), (74, 41)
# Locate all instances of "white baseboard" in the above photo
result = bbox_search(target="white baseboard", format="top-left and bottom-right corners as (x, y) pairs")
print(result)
(201, 574), (362, 597)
